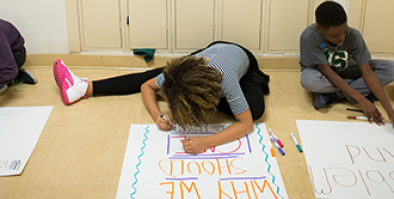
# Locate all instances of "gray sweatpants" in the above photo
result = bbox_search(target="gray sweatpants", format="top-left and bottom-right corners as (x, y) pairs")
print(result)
(300, 60), (394, 103)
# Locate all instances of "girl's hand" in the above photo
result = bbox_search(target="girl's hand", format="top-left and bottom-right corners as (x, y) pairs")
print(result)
(156, 114), (173, 130)
(181, 137), (210, 154)
(359, 100), (383, 125)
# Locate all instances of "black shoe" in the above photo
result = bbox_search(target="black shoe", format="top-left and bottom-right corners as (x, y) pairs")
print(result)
(366, 93), (378, 102)
(313, 92), (341, 110)
(14, 69), (37, 85)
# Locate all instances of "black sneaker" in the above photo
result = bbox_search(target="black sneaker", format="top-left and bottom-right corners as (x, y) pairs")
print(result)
(14, 69), (37, 85)
(366, 93), (378, 102)
(313, 92), (341, 110)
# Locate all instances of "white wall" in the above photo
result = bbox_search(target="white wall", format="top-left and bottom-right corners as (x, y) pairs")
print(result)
(332, 0), (350, 14)
(0, 0), (69, 54)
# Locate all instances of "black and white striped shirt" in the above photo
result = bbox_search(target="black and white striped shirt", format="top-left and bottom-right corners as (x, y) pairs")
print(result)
(156, 43), (250, 115)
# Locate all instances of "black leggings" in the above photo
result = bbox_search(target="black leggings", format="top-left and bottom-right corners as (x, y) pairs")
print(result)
(92, 42), (267, 120)
(93, 67), (164, 95)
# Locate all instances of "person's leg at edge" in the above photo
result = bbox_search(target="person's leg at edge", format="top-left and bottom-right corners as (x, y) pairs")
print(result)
(370, 60), (394, 85)
(344, 60), (394, 103)
(12, 47), (37, 85)
(327, 60), (394, 104)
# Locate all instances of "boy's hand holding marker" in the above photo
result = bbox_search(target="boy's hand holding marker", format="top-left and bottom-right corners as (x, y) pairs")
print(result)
(346, 108), (385, 126)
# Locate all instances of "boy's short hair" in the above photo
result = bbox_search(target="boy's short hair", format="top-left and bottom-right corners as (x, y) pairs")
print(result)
(315, 1), (347, 29)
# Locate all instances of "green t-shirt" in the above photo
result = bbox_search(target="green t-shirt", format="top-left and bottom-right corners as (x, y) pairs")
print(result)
(299, 24), (371, 72)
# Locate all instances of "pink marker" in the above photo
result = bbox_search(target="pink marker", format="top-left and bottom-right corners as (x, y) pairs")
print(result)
(269, 129), (284, 147)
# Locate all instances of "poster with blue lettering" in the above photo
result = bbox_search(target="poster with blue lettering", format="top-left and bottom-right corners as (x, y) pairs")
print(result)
(116, 123), (288, 199)
(296, 120), (394, 199)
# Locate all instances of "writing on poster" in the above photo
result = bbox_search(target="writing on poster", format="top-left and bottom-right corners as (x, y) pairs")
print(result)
(0, 159), (21, 171)
(123, 124), (288, 199)
(154, 132), (280, 198)
(309, 144), (394, 197)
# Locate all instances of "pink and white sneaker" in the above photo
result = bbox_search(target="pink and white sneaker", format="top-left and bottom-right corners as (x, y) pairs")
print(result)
(53, 59), (89, 105)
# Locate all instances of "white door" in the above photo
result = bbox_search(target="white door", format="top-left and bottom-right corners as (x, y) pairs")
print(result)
(80, 0), (122, 49)
(220, 0), (262, 51)
(363, 0), (394, 54)
(173, 0), (215, 51)
(267, 0), (309, 53)
(129, 0), (169, 50)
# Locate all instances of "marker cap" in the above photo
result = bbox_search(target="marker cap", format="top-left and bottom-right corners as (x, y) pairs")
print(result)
(296, 145), (303, 153)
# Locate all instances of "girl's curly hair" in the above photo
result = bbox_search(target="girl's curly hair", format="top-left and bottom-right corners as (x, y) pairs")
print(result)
(162, 55), (223, 127)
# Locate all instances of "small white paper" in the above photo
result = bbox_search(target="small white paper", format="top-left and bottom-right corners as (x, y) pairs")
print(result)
(0, 106), (53, 176)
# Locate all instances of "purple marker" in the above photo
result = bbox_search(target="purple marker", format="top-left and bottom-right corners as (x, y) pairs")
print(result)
(270, 136), (285, 156)
(269, 129), (284, 147)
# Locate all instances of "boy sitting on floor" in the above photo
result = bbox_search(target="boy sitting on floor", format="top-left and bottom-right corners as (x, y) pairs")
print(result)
(299, 1), (394, 126)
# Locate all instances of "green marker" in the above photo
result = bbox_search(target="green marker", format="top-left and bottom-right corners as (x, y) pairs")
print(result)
(290, 133), (303, 153)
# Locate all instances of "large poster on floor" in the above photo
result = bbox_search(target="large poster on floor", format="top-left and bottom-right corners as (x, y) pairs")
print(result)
(296, 120), (394, 199)
(116, 123), (288, 199)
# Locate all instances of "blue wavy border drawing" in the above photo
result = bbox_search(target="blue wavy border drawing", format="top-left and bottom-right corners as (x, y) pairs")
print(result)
(130, 126), (150, 199)
(256, 123), (284, 199)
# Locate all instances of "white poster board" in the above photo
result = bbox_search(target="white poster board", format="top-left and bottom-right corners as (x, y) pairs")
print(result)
(0, 106), (53, 176)
(296, 120), (394, 199)
(116, 123), (288, 199)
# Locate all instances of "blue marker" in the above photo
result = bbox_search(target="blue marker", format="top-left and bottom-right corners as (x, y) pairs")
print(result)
(270, 136), (285, 156)
(290, 133), (303, 153)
